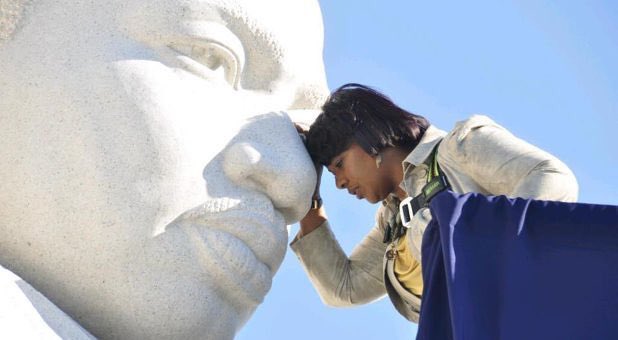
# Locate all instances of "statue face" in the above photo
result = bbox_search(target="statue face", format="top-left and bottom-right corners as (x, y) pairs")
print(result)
(0, 0), (327, 338)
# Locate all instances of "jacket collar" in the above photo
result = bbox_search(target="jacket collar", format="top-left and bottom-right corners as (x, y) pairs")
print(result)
(383, 125), (446, 207)
(402, 125), (446, 169)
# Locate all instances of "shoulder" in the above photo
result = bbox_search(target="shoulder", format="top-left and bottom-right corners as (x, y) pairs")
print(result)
(445, 115), (506, 143)
(439, 115), (510, 156)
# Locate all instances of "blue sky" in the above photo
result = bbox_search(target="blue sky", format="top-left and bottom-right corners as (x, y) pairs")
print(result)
(237, 1), (617, 339)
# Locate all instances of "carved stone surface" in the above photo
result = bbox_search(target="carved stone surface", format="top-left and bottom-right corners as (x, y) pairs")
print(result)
(0, 264), (95, 339)
(0, 0), (328, 338)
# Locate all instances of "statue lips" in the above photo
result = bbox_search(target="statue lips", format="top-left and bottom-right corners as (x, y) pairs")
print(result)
(172, 195), (287, 307)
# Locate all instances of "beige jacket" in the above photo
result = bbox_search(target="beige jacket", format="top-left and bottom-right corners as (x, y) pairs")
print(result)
(291, 115), (578, 322)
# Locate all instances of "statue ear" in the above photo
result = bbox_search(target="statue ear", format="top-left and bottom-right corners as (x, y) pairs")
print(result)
(167, 22), (245, 89)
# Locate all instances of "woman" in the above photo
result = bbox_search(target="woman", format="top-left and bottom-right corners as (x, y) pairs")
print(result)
(292, 83), (578, 322)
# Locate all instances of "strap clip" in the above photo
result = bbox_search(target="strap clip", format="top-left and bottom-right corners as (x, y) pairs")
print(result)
(400, 173), (449, 228)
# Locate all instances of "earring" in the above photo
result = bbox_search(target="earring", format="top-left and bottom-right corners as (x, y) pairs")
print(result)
(375, 153), (382, 168)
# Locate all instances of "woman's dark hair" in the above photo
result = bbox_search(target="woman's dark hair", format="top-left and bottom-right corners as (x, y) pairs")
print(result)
(306, 83), (430, 166)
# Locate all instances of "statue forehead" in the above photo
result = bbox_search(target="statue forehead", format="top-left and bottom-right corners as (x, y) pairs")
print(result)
(1, 0), (324, 76)
(0, 0), (322, 31)
(123, 0), (320, 22)
(126, 0), (324, 44)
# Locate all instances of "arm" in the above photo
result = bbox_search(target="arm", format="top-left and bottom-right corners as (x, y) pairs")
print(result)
(440, 115), (578, 202)
(290, 206), (389, 307)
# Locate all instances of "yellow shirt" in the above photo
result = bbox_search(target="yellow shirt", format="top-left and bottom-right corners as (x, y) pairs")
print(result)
(394, 233), (424, 296)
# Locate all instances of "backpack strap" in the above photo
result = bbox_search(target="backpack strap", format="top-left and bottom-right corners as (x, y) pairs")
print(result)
(399, 142), (450, 228)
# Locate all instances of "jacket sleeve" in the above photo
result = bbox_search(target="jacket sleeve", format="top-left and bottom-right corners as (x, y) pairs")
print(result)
(440, 115), (579, 202)
(290, 208), (388, 307)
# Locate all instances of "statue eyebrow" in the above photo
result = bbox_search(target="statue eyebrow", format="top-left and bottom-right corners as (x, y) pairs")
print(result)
(164, 21), (245, 88)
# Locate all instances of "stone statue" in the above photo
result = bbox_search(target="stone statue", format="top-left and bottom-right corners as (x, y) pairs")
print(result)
(0, 0), (328, 338)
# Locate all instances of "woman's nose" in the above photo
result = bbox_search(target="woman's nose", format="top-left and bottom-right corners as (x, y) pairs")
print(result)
(335, 175), (347, 189)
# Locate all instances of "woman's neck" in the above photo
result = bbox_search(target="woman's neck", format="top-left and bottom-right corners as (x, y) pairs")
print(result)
(380, 146), (413, 200)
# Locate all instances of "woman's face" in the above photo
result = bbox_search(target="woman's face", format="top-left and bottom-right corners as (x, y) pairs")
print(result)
(327, 143), (395, 204)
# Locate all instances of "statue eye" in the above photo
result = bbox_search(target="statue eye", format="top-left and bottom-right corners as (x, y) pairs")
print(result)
(168, 41), (242, 89)
(163, 22), (246, 89)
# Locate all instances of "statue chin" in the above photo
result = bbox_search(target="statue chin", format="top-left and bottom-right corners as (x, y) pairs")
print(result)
(0, 0), (327, 338)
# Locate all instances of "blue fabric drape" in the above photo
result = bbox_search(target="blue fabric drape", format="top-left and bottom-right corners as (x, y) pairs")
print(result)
(418, 191), (618, 340)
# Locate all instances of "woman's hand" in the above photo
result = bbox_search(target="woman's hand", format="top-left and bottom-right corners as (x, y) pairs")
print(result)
(295, 123), (327, 238)
(311, 160), (323, 201)
(295, 123), (323, 200)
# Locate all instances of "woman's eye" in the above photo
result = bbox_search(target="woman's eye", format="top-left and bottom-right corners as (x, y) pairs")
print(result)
(335, 159), (343, 169)
(168, 41), (242, 88)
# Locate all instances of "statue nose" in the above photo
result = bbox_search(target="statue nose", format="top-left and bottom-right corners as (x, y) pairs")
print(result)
(221, 112), (316, 224)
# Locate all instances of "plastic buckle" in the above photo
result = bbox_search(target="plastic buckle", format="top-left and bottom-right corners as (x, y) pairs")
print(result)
(399, 197), (414, 228)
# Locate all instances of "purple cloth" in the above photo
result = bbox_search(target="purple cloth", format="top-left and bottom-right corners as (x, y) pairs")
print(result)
(417, 191), (618, 340)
